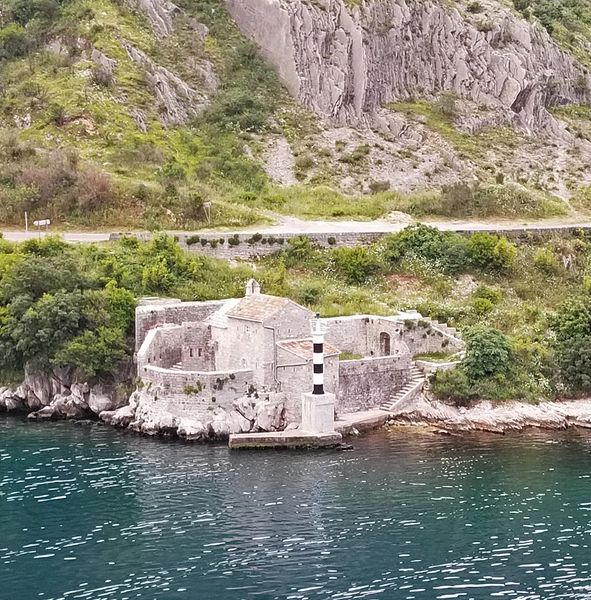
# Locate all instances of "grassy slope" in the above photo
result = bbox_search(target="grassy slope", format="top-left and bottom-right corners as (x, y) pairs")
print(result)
(0, 0), (589, 230)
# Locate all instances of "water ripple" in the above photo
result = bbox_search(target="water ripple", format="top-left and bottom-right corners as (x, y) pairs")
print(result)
(2, 418), (591, 599)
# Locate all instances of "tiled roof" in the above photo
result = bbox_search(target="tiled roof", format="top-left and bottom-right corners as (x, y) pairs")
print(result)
(277, 339), (340, 360)
(204, 298), (240, 329)
(226, 294), (291, 322)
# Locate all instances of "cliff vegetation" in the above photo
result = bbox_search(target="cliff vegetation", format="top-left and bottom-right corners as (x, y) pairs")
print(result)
(0, 0), (590, 230)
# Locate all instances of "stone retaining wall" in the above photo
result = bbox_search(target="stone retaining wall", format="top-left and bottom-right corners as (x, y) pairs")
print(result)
(337, 355), (410, 413)
(135, 300), (224, 350)
(142, 365), (254, 407)
(112, 227), (591, 262)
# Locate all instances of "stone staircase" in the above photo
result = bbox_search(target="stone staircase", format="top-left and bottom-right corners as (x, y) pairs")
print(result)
(380, 364), (426, 413)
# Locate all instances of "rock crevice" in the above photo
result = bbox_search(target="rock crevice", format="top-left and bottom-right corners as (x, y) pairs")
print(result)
(225, 0), (590, 132)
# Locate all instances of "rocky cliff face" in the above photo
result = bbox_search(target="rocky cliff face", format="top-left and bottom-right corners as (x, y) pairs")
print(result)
(0, 368), (129, 421)
(225, 0), (590, 133)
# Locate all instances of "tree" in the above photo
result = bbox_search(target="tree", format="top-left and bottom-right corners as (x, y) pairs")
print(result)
(551, 295), (591, 392)
(54, 327), (129, 378)
(463, 326), (512, 381)
(12, 291), (86, 371)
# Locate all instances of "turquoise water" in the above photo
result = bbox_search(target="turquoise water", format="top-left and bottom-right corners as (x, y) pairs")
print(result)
(1, 417), (591, 600)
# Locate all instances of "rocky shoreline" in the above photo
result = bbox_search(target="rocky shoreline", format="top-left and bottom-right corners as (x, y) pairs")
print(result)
(0, 373), (289, 442)
(389, 394), (591, 434)
(4, 372), (591, 440)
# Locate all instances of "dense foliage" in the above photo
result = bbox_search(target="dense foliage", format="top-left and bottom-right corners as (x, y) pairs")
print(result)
(1, 226), (591, 405)
(551, 296), (591, 392)
(0, 235), (250, 381)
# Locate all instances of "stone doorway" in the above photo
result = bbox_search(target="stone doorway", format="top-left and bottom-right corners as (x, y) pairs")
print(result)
(380, 332), (391, 356)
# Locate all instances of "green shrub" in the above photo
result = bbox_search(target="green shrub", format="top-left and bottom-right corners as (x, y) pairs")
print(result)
(463, 326), (512, 381)
(551, 295), (591, 392)
(466, 233), (516, 272)
(472, 285), (502, 305)
(297, 281), (323, 306)
(0, 24), (28, 59)
(186, 235), (201, 246)
(332, 246), (381, 285)
(285, 236), (315, 266)
(472, 297), (495, 315)
(430, 367), (473, 405)
(533, 247), (561, 273)
(369, 180), (391, 194)
(384, 224), (452, 267)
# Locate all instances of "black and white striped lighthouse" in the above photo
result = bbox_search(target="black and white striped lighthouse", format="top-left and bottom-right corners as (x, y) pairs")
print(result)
(301, 313), (337, 436)
(312, 313), (325, 395)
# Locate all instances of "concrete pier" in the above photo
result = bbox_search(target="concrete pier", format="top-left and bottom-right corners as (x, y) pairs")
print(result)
(229, 430), (342, 449)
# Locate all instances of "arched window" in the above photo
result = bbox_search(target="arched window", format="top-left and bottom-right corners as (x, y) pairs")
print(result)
(380, 332), (391, 356)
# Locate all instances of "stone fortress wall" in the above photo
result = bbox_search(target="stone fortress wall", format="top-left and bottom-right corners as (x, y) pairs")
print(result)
(135, 297), (464, 424)
(135, 299), (225, 351)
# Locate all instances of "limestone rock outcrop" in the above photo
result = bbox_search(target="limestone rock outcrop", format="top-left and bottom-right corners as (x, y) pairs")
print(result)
(124, 0), (181, 37)
(225, 0), (590, 133)
(121, 41), (212, 126)
(389, 393), (591, 433)
(101, 389), (288, 441)
(0, 369), (130, 422)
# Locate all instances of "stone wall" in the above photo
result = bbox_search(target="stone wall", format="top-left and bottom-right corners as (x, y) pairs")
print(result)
(137, 325), (183, 372)
(135, 300), (225, 350)
(181, 322), (215, 370)
(176, 231), (384, 261)
(113, 228), (591, 266)
(141, 365), (253, 407)
(337, 355), (410, 413)
(366, 317), (408, 357)
(323, 316), (370, 356)
(399, 320), (463, 356)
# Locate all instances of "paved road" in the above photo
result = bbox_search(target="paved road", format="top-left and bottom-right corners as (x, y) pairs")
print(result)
(2, 231), (112, 243)
(4, 216), (591, 242)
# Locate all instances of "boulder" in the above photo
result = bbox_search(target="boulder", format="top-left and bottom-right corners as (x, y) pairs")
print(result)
(91, 48), (117, 76)
(4, 394), (25, 412)
(228, 410), (252, 434)
(210, 410), (232, 438)
(28, 406), (56, 420)
(88, 386), (125, 415)
(233, 397), (257, 421)
(254, 398), (286, 432)
(100, 405), (136, 428)
(177, 418), (207, 441)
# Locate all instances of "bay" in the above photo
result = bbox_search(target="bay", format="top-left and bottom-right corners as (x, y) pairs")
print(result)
(1, 416), (591, 599)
